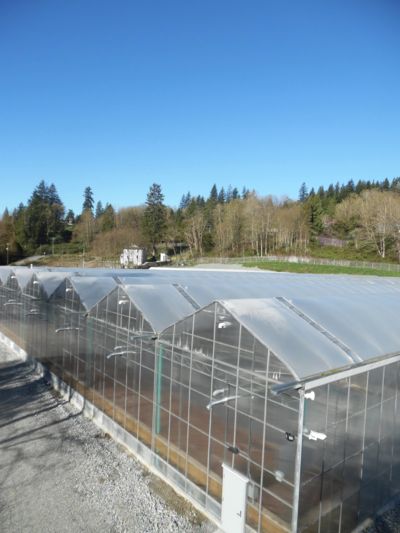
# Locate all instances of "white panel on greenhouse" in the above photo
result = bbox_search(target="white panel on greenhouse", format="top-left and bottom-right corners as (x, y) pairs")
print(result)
(221, 464), (249, 533)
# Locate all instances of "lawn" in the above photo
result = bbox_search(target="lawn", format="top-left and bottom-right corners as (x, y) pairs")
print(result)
(243, 260), (400, 277)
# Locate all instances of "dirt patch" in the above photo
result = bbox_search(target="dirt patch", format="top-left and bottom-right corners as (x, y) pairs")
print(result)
(148, 475), (208, 527)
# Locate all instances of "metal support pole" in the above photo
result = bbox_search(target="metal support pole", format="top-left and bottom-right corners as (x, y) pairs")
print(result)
(155, 343), (163, 434)
(291, 389), (305, 532)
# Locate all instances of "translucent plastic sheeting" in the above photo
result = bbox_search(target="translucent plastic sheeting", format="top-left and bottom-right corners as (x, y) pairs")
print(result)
(221, 298), (354, 380)
(122, 284), (198, 333)
(287, 293), (400, 362)
(0, 267), (13, 285)
(33, 272), (69, 299)
(68, 276), (118, 310)
(118, 269), (400, 309)
(42, 265), (400, 295)
(13, 268), (36, 291)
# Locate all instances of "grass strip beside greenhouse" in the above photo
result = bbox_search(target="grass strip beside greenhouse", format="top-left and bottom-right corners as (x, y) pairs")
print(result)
(243, 260), (400, 276)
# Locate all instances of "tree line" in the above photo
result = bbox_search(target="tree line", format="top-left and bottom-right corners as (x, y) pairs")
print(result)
(1, 175), (400, 264)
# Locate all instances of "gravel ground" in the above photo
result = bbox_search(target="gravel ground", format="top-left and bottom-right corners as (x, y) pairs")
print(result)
(362, 505), (400, 533)
(0, 342), (215, 533)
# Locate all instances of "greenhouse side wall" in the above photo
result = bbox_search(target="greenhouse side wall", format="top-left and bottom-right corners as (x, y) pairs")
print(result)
(298, 363), (400, 532)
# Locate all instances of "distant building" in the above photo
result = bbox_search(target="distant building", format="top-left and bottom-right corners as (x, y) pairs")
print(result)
(120, 247), (146, 267)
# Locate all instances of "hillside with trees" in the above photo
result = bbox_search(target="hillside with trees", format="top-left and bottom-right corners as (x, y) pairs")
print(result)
(1, 176), (400, 265)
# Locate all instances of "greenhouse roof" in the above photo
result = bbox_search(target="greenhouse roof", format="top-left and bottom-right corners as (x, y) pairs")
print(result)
(119, 268), (400, 308)
(34, 272), (68, 299)
(68, 276), (117, 310)
(221, 293), (400, 381)
(0, 267), (13, 285)
(2, 266), (399, 379)
(122, 284), (198, 332)
(12, 268), (37, 290)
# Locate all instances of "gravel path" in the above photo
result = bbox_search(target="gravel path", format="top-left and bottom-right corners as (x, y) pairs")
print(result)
(0, 342), (215, 533)
(362, 505), (400, 533)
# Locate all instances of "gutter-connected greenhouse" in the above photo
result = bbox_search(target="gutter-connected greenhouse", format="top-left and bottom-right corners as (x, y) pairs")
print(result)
(1, 266), (400, 532)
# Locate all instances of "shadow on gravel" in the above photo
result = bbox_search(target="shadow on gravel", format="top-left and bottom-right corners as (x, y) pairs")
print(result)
(0, 361), (35, 383)
(0, 400), (69, 430)
(0, 360), (86, 495)
(0, 362), (55, 420)
(0, 360), (83, 447)
(0, 410), (83, 447)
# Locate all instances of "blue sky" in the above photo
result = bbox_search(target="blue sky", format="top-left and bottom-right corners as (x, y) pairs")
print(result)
(0, 0), (399, 214)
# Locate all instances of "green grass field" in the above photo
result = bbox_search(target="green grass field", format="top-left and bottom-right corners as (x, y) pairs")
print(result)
(243, 260), (400, 277)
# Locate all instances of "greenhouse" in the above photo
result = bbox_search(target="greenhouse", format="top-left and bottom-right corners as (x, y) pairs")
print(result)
(1, 265), (400, 533)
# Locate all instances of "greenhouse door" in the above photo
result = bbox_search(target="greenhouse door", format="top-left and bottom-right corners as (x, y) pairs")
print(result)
(221, 464), (248, 533)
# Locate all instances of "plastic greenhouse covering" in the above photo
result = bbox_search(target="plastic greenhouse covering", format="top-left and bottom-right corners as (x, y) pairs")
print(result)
(1, 265), (400, 533)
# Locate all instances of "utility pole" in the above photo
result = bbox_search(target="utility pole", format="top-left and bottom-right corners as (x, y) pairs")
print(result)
(6, 243), (9, 265)
(51, 237), (55, 255)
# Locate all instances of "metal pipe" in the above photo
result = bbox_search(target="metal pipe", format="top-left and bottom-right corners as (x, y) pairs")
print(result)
(106, 350), (137, 359)
(129, 332), (158, 341)
(212, 387), (228, 397)
(206, 394), (242, 410)
(55, 327), (81, 333)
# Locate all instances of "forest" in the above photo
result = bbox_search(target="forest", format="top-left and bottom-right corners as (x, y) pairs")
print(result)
(1, 176), (400, 265)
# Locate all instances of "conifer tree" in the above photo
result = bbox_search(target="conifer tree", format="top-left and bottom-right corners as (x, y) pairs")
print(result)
(142, 183), (167, 256)
(82, 186), (94, 213)
(299, 182), (308, 202)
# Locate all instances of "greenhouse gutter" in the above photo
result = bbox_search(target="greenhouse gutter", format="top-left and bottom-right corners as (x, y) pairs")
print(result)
(272, 350), (400, 395)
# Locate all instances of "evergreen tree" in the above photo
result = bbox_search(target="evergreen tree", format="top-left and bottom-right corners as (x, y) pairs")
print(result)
(242, 187), (250, 199)
(218, 187), (225, 204)
(101, 203), (116, 231)
(142, 183), (167, 255)
(83, 186), (94, 212)
(48, 183), (62, 205)
(179, 192), (191, 210)
(13, 203), (27, 251)
(299, 182), (308, 202)
(65, 210), (75, 225)
(345, 179), (355, 195)
(232, 187), (240, 200)
(24, 181), (65, 250)
(305, 196), (324, 240)
(355, 180), (364, 195)
(326, 184), (335, 198)
(209, 184), (218, 203)
(95, 201), (104, 218)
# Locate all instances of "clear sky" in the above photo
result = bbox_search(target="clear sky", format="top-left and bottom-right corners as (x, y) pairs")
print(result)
(1, 0), (399, 214)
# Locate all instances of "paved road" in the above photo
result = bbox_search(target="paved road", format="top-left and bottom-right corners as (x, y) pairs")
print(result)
(11, 255), (45, 266)
(0, 343), (212, 533)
